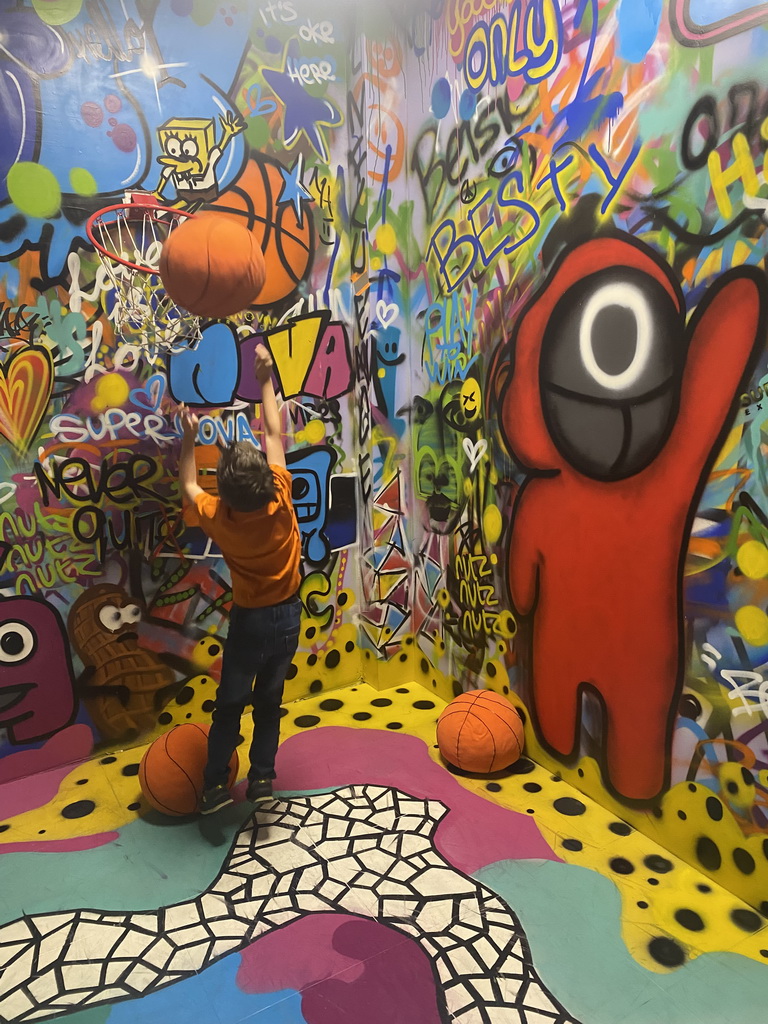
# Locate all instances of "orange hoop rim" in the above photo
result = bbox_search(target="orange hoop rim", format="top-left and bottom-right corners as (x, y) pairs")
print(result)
(86, 202), (196, 274)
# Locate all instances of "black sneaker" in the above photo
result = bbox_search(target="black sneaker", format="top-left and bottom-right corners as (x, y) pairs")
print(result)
(200, 785), (233, 815)
(246, 778), (273, 803)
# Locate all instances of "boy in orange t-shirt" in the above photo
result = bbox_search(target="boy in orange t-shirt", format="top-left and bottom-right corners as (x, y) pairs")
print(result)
(179, 344), (301, 814)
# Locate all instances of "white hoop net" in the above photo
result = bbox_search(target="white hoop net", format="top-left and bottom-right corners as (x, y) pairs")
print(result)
(89, 200), (202, 355)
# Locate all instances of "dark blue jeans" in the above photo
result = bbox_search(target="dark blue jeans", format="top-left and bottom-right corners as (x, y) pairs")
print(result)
(204, 596), (301, 788)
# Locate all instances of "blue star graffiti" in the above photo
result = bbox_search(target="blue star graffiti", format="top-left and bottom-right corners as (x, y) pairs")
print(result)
(277, 153), (314, 225)
(262, 43), (343, 161)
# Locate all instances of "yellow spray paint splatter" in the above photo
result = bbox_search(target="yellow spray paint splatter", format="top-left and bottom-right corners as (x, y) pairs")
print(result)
(375, 223), (397, 255)
(92, 373), (130, 413)
(735, 605), (768, 646)
(297, 419), (326, 444)
(483, 504), (503, 544)
(737, 540), (768, 579)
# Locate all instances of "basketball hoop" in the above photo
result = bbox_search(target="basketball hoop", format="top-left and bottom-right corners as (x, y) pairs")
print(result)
(86, 196), (202, 354)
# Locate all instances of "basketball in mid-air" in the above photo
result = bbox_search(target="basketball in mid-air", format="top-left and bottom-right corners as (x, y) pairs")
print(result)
(436, 690), (524, 774)
(139, 722), (239, 816)
(159, 212), (266, 318)
(209, 155), (313, 306)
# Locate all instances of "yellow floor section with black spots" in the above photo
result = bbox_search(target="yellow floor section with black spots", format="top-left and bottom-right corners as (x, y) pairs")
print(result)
(3, 680), (768, 975)
(477, 688), (768, 917)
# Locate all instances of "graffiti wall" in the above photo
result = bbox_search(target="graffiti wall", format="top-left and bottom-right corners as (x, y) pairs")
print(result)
(6, 0), (768, 910)
(368, 0), (768, 908)
(0, 0), (365, 781)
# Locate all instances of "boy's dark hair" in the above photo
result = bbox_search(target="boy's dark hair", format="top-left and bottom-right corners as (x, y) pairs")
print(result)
(216, 442), (276, 512)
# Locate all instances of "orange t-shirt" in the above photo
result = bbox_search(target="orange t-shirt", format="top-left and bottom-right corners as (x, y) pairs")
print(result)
(193, 464), (301, 608)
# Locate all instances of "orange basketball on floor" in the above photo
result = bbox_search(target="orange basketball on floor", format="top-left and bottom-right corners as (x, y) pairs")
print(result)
(436, 690), (524, 774)
(159, 212), (266, 318)
(209, 155), (313, 306)
(139, 722), (239, 816)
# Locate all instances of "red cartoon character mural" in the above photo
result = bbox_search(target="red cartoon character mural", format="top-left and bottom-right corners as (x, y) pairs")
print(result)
(500, 235), (767, 802)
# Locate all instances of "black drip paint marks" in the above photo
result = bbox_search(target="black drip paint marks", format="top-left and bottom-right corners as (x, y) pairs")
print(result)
(609, 858), (635, 875)
(61, 800), (96, 819)
(294, 715), (321, 728)
(705, 796), (723, 822)
(674, 909), (704, 932)
(553, 797), (586, 816)
(733, 848), (756, 875)
(695, 836), (722, 871)
(731, 909), (763, 933)
(644, 855), (673, 874)
(648, 937), (686, 968)
(609, 821), (632, 836)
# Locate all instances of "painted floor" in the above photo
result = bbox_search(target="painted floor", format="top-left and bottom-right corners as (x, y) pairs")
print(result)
(2, 683), (768, 1024)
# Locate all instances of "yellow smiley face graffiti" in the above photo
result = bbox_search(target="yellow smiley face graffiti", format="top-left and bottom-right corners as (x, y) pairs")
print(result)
(460, 378), (482, 422)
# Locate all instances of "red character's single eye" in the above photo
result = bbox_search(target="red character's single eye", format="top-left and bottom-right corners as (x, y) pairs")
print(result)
(540, 267), (685, 480)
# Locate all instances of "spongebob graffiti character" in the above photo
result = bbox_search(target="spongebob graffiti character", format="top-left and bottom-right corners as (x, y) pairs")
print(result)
(154, 112), (245, 206)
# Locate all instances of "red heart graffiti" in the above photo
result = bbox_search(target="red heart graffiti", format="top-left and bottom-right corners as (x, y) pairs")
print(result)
(0, 348), (53, 452)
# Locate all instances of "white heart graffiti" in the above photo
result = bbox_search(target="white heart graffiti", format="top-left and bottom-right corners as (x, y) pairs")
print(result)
(463, 436), (488, 473)
(375, 300), (398, 329)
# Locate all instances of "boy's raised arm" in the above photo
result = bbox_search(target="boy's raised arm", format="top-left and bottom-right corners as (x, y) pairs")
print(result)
(179, 404), (204, 503)
(255, 343), (286, 468)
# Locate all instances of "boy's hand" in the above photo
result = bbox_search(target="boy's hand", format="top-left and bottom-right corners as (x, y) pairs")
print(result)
(179, 404), (199, 438)
(254, 343), (274, 384)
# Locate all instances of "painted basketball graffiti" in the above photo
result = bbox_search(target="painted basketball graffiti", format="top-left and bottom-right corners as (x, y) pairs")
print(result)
(500, 235), (768, 802)
(208, 154), (314, 307)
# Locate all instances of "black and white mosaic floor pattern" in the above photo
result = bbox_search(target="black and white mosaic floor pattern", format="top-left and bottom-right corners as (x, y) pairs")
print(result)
(0, 785), (580, 1023)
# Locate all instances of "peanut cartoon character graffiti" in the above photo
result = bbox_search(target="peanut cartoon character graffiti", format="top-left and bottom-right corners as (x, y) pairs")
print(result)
(500, 234), (766, 802)
(68, 584), (176, 742)
(0, 596), (76, 744)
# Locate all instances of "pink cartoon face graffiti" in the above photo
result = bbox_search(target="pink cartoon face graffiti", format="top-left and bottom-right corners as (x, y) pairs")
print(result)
(0, 598), (76, 744)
